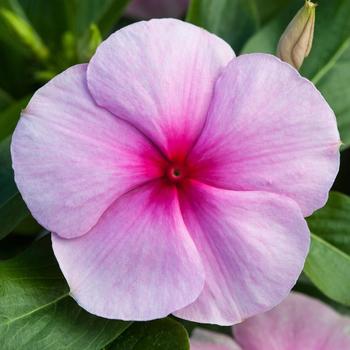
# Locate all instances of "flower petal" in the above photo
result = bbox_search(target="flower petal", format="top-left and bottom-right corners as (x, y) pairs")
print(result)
(234, 292), (350, 350)
(174, 181), (309, 325)
(87, 19), (234, 158)
(11, 64), (165, 238)
(189, 54), (340, 216)
(52, 181), (205, 320)
(191, 329), (241, 350)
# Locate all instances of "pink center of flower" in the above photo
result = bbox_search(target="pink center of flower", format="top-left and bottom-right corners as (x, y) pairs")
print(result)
(166, 163), (187, 183)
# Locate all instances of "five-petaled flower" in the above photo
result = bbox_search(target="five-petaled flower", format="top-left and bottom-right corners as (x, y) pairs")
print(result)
(11, 19), (340, 325)
(191, 292), (350, 349)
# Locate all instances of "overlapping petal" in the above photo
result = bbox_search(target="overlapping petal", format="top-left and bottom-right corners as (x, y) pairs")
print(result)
(11, 64), (165, 238)
(234, 292), (350, 349)
(174, 181), (309, 325)
(189, 54), (340, 216)
(52, 181), (205, 320)
(87, 19), (234, 158)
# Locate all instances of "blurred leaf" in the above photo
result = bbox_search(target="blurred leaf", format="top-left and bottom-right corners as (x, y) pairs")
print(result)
(0, 233), (35, 260)
(0, 1), (30, 57)
(242, 0), (350, 150)
(252, 0), (294, 24)
(307, 192), (350, 255)
(0, 88), (13, 110)
(0, 0), (26, 16)
(185, 0), (294, 51)
(71, 0), (131, 38)
(0, 1), (46, 96)
(304, 233), (350, 306)
(17, 0), (70, 51)
(77, 23), (102, 62)
(0, 8), (49, 61)
(12, 214), (42, 236)
(0, 237), (131, 349)
(186, 0), (258, 51)
(0, 42), (34, 98)
(60, 31), (77, 64)
(0, 137), (29, 240)
(107, 318), (189, 350)
(0, 96), (29, 141)
(33, 70), (57, 83)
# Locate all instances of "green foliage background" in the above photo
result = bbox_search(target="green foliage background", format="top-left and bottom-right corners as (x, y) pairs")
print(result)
(1, 0), (350, 348)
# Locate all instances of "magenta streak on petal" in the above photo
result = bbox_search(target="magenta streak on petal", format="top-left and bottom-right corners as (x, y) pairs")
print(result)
(52, 180), (205, 321)
(11, 64), (167, 239)
(189, 53), (340, 217)
(87, 19), (234, 159)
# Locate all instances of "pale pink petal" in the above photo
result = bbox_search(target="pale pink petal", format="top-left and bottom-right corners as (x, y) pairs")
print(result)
(189, 54), (340, 216)
(87, 19), (234, 158)
(234, 292), (350, 350)
(126, 0), (189, 19)
(11, 64), (165, 238)
(52, 181), (205, 320)
(174, 181), (309, 325)
(191, 329), (241, 350)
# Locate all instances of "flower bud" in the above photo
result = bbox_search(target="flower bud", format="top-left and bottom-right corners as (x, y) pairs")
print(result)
(277, 1), (317, 70)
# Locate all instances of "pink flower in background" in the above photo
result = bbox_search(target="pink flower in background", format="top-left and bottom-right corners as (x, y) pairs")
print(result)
(11, 19), (339, 323)
(126, 0), (189, 19)
(191, 293), (350, 349)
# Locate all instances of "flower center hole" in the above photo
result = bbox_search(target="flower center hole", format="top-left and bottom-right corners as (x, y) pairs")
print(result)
(173, 169), (181, 177)
(166, 163), (187, 183)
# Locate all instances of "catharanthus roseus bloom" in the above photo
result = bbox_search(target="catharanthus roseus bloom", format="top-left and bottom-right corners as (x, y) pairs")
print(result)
(11, 19), (339, 324)
(191, 292), (350, 349)
(126, 0), (189, 19)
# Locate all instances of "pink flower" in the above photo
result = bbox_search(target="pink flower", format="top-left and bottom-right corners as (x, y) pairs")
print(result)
(11, 19), (339, 324)
(126, 0), (189, 19)
(191, 292), (350, 349)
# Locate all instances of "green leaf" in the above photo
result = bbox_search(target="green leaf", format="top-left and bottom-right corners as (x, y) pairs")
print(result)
(0, 237), (131, 349)
(304, 233), (350, 306)
(242, 0), (350, 149)
(303, 191), (350, 305)
(0, 96), (29, 141)
(0, 137), (29, 240)
(186, 0), (258, 51)
(307, 192), (350, 255)
(107, 318), (190, 350)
